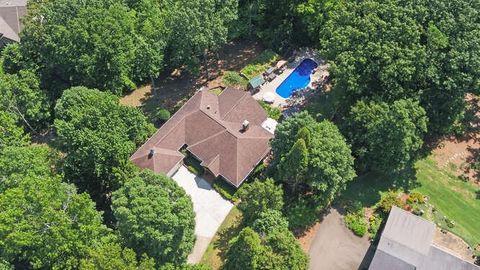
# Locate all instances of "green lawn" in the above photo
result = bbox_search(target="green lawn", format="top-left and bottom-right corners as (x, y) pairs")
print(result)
(414, 158), (480, 247)
(338, 157), (480, 247)
(201, 207), (244, 269)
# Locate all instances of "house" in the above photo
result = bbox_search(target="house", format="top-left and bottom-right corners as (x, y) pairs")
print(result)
(369, 206), (479, 270)
(130, 87), (275, 187)
(0, 0), (27, 47)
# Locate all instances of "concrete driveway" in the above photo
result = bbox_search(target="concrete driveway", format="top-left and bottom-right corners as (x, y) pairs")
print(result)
(171, 166), (233, 263)
(309, 209), (373, 270)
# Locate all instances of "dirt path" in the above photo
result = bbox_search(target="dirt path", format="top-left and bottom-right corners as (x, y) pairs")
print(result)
(308, 209), (373, 270)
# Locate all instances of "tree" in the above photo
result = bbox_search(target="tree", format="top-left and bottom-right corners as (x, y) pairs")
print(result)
(252, 210), (289, 236)
(0, 175), (109, 269)
(0, 145), (57, 192)
(0, 111), (29, 151)
(0, 70), (50, 131)
(277, 138), (309, 193)
(80, 236), (155, 270)
(319, 0), (480, 134)
(54, 87), (154, 205)
(271, 112), (356, 208)
(265, 228), (309, 270)
(161, 0), (238, 72)
(237, 178), (284, 224)
(111, 170), (195, 266)
(223, 227), (276, 270)
(18, 0), (165, 96)
(345, 99), (428, 172)
(223, 227), (308, 270)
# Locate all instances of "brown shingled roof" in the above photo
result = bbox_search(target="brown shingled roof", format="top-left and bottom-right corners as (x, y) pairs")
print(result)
(0, 0), (27, 43)
(130, 87), (274, 187)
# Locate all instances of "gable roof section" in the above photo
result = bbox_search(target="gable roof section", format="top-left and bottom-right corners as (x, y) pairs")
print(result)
(369, 207), (479, 270)
(130, 87), (273, 187)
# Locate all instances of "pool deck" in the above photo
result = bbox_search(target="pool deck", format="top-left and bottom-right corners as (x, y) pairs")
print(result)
(252, 48), (326, 108)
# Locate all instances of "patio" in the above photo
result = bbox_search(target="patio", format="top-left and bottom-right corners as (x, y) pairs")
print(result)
(171, 166), (233, 264)
(252, 48), (328, 108)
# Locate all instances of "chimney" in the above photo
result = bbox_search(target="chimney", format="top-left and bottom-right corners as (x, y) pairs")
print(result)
(242, 120), (250, 132)
(148, 149), (155, 158)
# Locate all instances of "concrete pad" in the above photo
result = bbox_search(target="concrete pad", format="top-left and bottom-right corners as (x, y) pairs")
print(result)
(172, 166), (233, 263)
(308, 209), (372, 270)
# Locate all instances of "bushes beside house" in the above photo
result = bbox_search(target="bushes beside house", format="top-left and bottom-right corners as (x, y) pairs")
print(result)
(344, 209), (368, 237)
(223, 71), (248, 89)
(258, 101), (281, 121)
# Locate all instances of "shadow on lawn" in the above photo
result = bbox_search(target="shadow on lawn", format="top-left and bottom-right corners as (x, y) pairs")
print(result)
(338, 167), (419, 209)
(213, 214), (245, 262)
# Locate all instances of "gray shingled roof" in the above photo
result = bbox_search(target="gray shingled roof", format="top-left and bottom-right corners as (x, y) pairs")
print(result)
(0, 0), (27, 43)
(369, 207), (479, 270)
(130, 87), (273, 187)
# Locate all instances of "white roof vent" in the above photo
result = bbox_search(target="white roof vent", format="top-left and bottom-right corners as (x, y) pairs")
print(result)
(242, 120), (250, 132)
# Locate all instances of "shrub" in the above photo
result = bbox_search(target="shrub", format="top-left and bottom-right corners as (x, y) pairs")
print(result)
(378, 190), (404, 214)
(407, 191), (425, 205)
(368, 214), (384, 239)
(183, 156), (204, 175)
(259, 101), (282, 121)
(223, 71), (248, 89)
(240, 50), (280, 79)
(445, 218), (455, 228)
(156, 108), (171, 122)
(344, 209), (368, 237)
(213, 179), (237, 201)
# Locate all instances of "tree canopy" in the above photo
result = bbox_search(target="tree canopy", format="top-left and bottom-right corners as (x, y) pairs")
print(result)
(54, 86), (154, 204)
(271, 112), (356, 207)
(0, 111), (29, 151)
(0, 175), (109, 269)
(345, 99), (428, 172)
(319, 0), (480, 134)
(237, 178), (284, 224)
(111, 170), (195, 266)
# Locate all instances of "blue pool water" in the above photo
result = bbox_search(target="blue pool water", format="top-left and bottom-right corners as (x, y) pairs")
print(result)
(276, 58), (318, 98)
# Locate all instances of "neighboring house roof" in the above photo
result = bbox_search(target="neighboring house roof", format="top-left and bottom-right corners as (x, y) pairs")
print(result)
(0, 0), (27, 43)
(130, 87), (273, 187)
(369, 207), (479, 270)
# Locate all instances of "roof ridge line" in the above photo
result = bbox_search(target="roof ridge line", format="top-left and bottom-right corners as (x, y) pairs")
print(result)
(220, 90), (249, 121)
(187, 129), (228, 149)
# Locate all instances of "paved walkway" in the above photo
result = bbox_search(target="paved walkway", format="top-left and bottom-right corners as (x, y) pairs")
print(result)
(309, 209), (373, 270)
(171, 166), (233, 263)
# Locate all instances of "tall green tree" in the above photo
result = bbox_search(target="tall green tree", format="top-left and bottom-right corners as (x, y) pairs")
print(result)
(345, 99), (428, 172)
(319, 0), (480, 134)
(0, 111), (29, 150)
(161, 0), (238, 72)
(54, 87), (154, 205)
(223, 227), (276, 270)
(0, 145), (57, 192)
(112, 170), (195, 266)
(237, 178), (284, 224)
(18, 0), (164, 96)
(271, 112), (356, 207)
(0, 175), (109, 269)
(80, 236), (155, 270)
(0, 70), (50, 131)
(278, 138), (309, 193)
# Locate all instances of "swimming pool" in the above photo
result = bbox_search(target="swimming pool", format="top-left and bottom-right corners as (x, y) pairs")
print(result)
(276, 58), (318, 98)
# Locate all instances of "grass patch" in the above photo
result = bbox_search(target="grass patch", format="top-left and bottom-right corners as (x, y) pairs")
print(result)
(201, 207), (244, 269)
(222, 71), (248, 89)
(240, 49), (280, 80)
(305, 86), (345, 121)
(338, 157), (480, 247)
(258, 101), (281, 121)
(413, 158), (480, 247)
(183, 155), (204, 175)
